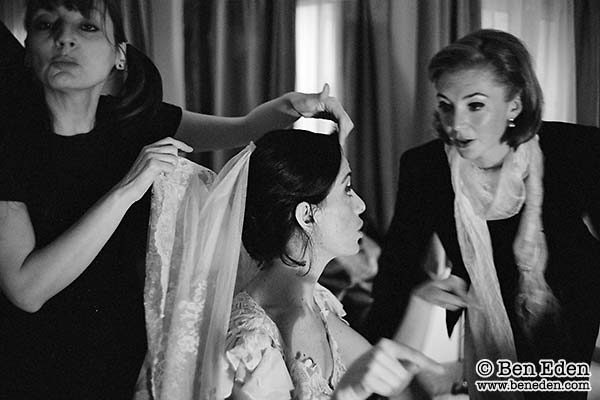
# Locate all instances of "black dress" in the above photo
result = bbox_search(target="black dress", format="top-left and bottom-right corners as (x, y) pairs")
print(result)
(0, 95), (182, 400)
(364, 122), (600, 398)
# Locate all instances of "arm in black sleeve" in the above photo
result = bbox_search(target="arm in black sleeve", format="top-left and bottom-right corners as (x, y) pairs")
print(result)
(362, 149), (435, 343)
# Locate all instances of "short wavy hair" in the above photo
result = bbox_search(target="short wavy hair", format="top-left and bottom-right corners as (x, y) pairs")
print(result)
(24, 0), (162, 122)
(428, 29), (543, 148)
(242, 129), (342, 271)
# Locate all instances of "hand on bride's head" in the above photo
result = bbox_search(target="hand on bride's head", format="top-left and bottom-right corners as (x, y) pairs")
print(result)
(287, 84), (354, 144)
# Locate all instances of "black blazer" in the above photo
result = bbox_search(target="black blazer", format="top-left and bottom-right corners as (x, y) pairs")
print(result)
(365, 122), (600, 365)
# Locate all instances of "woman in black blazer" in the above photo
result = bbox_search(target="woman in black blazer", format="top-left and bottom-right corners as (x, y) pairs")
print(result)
(366, 29), (600, 400)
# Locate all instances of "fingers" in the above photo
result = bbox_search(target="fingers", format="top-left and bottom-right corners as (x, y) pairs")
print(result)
(118, 137), (193, 203)
(378, 339), (445, 375)
(320, 95), (354, 141)
(148, 136), (194, 154)
(355, 340), (442, 397)
(444, 274), (468, 298)
(142, 153), (179, 171)
(423, 290), (467, 310)
(345, 345), (411, 397)
(137, 137), (193, 171)
(319, 83), (330, 102)
(298, 84), (355, 142)
(414, 277), (469, 310)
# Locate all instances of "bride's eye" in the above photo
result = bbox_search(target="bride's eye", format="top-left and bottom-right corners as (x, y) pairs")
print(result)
(345, 181), (353, 195)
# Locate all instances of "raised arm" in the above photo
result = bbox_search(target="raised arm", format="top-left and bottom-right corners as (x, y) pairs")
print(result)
(0, 137), (191, 312)
(175, 84), (354, 152)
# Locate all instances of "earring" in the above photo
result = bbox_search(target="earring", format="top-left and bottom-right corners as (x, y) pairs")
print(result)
(508, 118), (516, 128)
(116, 42), (128, 71)
(116, 59), (126, 71)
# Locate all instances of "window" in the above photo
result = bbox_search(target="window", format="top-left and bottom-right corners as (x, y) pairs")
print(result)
(482, 0), (576, 122)
(294, 0), (343, 133)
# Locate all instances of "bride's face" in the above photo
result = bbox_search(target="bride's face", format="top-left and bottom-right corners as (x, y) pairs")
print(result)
(312, 156), (366, 259)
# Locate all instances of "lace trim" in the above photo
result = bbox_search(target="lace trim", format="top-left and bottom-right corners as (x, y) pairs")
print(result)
(226, 287), (347, 399)
(144, 158), (216, 398)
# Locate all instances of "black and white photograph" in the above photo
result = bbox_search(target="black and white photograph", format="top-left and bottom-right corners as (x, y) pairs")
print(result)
(1, 1), (599, 399)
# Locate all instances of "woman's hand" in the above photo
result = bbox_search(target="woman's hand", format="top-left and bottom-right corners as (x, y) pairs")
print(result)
(287, 84), (354, 143)
(413, 274), (470, 311)
(115, 137), (193, 203)
(333, 338), (444, 400)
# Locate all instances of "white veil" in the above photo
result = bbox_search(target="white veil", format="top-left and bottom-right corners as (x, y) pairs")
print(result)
(136, 143), (255, 400)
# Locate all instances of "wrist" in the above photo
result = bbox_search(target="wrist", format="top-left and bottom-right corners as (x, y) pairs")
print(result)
(282, 91), (303, 118)
(332, 385), (367, 400)
(107, 183), (138, 210)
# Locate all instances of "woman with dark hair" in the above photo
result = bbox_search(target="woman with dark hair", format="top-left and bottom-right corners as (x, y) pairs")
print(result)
(366, 29), (600, 399)
(0, 1), (353, 399)
(228, 130), (381, 399)
(147, 129), (441, 400)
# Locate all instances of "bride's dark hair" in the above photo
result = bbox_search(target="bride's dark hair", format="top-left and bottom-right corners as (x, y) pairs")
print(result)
(242, 129), (341, 270)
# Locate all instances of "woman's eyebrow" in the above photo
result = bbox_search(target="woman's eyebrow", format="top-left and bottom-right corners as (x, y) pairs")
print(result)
(462, 92), (488, 99)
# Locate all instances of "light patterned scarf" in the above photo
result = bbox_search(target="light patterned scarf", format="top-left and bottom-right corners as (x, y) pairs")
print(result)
(446, 135), (559, 399)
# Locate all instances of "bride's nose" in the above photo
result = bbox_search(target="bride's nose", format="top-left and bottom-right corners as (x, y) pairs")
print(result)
(353, 192), (366, 215)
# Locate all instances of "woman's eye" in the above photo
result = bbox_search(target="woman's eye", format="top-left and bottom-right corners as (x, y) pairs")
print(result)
(437, 102), (452, 113)
(468, 102), (484, 111)
(33, 20), (54, 30)
(80, 23), (99, 32)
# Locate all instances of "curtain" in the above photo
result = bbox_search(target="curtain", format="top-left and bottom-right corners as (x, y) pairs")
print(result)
(481, 0), (576, 123)
(121, 0), (153, 56)
(574, 0), (600, 127)
(184, 0), (296, 171)
(294, 0), (343, 134)
(0, 0), (26, 44)
(341, 0), (481, 236)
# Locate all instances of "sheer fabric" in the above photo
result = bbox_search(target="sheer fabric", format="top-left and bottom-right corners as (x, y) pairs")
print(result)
(447, 143), (521, 400)
(446, 136), (554, 400)
(136, 144), (254, 400)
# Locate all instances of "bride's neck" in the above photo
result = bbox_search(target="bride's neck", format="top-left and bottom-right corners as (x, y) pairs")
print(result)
(247, 259), (324, 312)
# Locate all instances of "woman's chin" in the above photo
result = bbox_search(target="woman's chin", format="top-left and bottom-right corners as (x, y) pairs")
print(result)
(456, 145), (478, 160)
(347, 241), (362, 257)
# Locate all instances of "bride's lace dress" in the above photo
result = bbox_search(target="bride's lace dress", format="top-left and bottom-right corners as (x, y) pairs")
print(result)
(222, 284), (348, 400)
(134, 147), (349, 400)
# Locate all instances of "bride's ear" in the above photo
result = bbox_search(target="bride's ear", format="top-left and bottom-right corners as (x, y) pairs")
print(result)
(295, 202), (315, 232)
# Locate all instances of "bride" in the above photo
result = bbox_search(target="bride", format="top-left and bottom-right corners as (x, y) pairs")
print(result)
(138, 129), (442, 400)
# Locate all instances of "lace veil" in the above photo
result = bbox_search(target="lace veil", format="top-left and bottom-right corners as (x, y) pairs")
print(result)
(138, 144), (255, 400)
